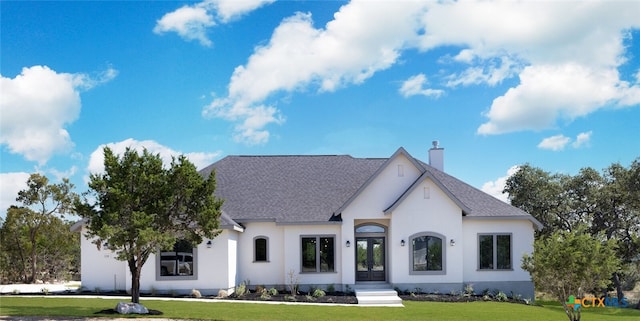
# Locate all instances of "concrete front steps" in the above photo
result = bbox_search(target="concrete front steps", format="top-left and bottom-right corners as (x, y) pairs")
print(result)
(355, 289), (403, 307)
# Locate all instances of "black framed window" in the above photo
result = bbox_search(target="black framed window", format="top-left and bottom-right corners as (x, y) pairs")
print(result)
(158, 239), (197, 280)
(301, 236), (335, 272)
(479, 234), (512, 270)
(254, 237), (268, 262)
(412, 235), (443, 271)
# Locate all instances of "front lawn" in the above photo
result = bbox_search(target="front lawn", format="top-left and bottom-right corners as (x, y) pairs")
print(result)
(0, 297), (639, 320)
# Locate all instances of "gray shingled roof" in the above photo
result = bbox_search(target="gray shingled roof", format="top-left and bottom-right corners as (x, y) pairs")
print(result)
(199, 155), (386, 223)
(199, 150), (540, 227)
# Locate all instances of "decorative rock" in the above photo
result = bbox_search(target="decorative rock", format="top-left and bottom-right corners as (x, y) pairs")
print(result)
(115, 302), (149, 314)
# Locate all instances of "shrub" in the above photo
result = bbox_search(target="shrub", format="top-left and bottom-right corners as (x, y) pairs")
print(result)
(326, 284), (335, 293)
(191, 289), (202, 298)
(260, 290), (271, 300)
(268, 288), (278, 296)
(312, 288), (326, 298)
(235, 282), (247, 297)
(464, 283), (474, 296)
(217, 289), (229, 298)
(496, 291), (508, 302)
(287, 269), (299, 295)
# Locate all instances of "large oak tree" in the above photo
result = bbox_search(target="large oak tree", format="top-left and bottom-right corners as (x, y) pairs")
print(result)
(0, 174), (79, 283)
(505, 159), (640, 307)
(77, 147), (222, 303)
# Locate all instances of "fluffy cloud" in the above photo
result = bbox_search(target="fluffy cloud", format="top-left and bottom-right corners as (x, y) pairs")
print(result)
(205, 0), (639, 144)
(0, 65), (117, 165)
(538, 131), (593, 151)
(87, 138), (222, 175)
(538, 135), (572, 151)
(477, 64), (640, 135)
(481, 165), (520, 204)
(400, 74), (444, 98)
(154, 0), (274, 46)
(572, 131), (592, 148)
(204, 1), (425, 144)
(0, 172), (30, 217)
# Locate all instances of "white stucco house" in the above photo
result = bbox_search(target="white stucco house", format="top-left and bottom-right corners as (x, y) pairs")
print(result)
(73, 144), (541, 299)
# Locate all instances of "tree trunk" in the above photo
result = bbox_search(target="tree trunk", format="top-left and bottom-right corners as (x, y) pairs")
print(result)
(30, 234), (37, 284)
(130, 265), (141, 304)
(612, 272), (624, 305)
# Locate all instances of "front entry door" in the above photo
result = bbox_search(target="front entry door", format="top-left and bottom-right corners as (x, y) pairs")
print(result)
(355, 237), (385, 281)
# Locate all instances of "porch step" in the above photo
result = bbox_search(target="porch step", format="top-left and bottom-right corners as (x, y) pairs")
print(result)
(355, 289), (403, 307)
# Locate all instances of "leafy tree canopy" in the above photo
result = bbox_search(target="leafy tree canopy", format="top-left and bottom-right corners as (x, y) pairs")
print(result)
(522, 229), (620, 321)
(77, 147), (222, 303)
(0, 174), (79, 283)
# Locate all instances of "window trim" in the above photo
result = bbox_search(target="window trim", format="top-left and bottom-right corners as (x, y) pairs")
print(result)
(300, 235), (336, 273)
(156, 242), (198, 281)
(408, 232), (446, 275)
(253, 236), (269, 263)
(477, 233), (513, 271)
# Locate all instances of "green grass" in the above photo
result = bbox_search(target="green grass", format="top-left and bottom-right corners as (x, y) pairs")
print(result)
(0, 297), (638, 321)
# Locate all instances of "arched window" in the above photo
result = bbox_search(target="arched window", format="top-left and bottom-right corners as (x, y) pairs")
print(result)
(409, 232), (445, 275)
(254, 236), (269, 262)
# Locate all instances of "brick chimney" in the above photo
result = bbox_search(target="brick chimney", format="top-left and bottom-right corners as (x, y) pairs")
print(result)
(429, 141), (444, 171)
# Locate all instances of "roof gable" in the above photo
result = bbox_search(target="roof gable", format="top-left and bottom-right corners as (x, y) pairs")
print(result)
(333, 147), (425, 215)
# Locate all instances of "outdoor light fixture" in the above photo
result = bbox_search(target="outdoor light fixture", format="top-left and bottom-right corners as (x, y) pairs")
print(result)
(400, 239), (405, 247)
(206, 240), (213, 248)
(346, 240), (351, 247)
(450, 239), (456, 246)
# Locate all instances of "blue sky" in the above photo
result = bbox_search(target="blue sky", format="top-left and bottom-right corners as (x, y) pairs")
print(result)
(2, 0), (639, 216)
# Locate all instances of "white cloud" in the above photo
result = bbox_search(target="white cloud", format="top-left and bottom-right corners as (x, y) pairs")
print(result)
(87, 138), (222, 175)
(0, 65), (117, 165)
(481, 165), (520, 204)
(0, 172), (30, 216)
(399, 74), (444, 98)
(572, 131), (592, 148)
(538, 134), (571, 151)
(204, 0), (639, 144)
(154, 0), (274, 46)
(154, 4), (215, 46)
(478, 63), (640, 135)
(538, 131), (594, 151)
(204, 1), (426, 144)
(212, 0), (276, 23)
(446, 55), (521, 87)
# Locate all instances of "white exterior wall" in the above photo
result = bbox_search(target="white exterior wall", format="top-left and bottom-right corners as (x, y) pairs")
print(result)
(79, 227), (128, 292)
(134, 229), (237, 294)
(282, 224), (342, 287)
(236, 222), (284, 286)
(461, 219), (535, 283)
(389, 178), (463, 284)
(340, 154), (422, 286)
(78, 226), (238, 295)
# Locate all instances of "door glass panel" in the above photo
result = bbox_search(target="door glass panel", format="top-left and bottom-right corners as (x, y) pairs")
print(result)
(356, 239), (368, 272)
(372, 238), (384, 271)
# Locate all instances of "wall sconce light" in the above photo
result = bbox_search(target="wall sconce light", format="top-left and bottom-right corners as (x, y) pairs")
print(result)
(206, 240), (213, 248)
(400, 240), (405, 247)
(450, 239), (456, 246)
(346, 240), (351, 247)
